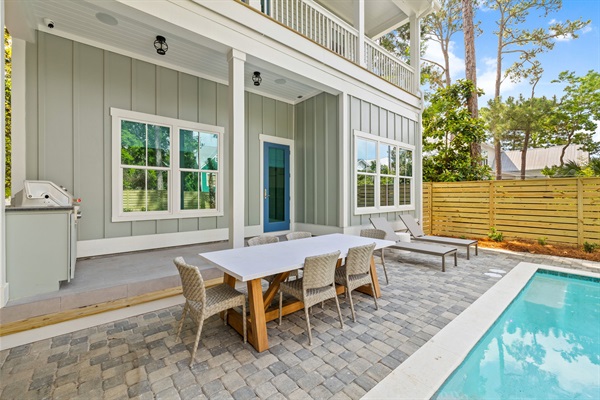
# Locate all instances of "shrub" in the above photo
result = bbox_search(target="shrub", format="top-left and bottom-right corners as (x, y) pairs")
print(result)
(583, 242), (599, 253)
(538, 237), (548, 246)
(488, 227), (504, 242)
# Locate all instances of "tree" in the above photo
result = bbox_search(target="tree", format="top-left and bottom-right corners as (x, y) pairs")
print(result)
(461, 0), (481, 165)
(4, 29), (11, 198)
(549, 70), (600, 165)
(484, 0), (590, 179)
(502, 94), (554, 179)
(422, 80), (491, 181)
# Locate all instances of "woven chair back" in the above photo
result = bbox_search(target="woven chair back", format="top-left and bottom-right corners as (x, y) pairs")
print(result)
(360, 229), (386, 240)
(173, 257), (206, 306)
(286, 231), (312, 241)
(302, 251), (340, 290)
(248, 235), (279, 246)
(345, 243), (375, 276)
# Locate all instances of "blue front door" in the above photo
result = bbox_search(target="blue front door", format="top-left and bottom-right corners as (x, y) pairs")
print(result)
(264, 142), (290, 232)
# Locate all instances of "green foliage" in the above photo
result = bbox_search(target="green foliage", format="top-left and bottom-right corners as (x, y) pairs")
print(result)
(542, 159), (600, 178)
(583, 242), (599, 253)
(488, 227), (504, 242)
(498, 95), (555, 151)
(422, 80), (492, 182)
(537, 237), (547, 246)
(5, 29), (11, 198)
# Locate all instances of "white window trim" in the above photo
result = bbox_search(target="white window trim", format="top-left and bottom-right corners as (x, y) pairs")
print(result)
(111, 108), (224, 222)
(353, 130), (415, 215)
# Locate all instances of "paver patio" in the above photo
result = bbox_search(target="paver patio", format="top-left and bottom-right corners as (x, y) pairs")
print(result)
(1, 248), (597, 400)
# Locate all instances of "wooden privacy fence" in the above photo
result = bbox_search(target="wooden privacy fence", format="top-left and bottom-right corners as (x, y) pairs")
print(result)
(422, 178), (600, 246)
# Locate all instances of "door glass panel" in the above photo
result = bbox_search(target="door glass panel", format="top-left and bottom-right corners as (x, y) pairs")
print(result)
(268, 147), (286, 223)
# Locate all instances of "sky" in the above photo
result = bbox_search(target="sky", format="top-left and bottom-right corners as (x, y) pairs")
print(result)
(422, 0), (600, 142)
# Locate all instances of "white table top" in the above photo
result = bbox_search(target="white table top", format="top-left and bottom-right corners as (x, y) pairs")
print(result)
(199, 233), (395, 282)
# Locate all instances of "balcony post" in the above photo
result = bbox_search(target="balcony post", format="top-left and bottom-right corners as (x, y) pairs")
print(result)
(409, 13), (420, 94)
(227, 48), (246, 249)
(354, 0), (365, 66)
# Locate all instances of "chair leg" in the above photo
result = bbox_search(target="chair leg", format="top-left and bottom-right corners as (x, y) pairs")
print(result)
(278, 291), (283, 326)
(333, 293), (344, 329)
(304, 306), (313, 345)
(189, 318), (204, 367)
(381, 250), (389, 285)
(223, 309), (228, 326)
(371, 275), (379, 311)
(177, 303), (188, 340)
(242, 302), (247, 344)
(347, 288), (356, 322)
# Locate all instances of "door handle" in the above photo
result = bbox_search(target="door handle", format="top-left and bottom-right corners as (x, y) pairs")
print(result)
(264, 188), (269, 199)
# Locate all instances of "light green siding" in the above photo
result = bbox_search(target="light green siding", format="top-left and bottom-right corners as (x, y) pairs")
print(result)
(294, 93), (339, 227)
(26, 32), (292, 241)
(348, 96), (420, 227)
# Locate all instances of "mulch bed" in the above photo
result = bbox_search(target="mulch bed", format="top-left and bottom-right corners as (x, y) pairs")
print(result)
(477, 238), (600, 262)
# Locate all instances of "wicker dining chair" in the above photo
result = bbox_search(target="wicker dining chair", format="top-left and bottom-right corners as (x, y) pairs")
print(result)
(278, 251), (344, 345)
(173, 257), (247, 366)
(285, 231), (312, 241)
(360, 228), (389, 284)
(247, 235), (279, 246)
(335, 243), (378, 322)
(248, 235), (280, 282)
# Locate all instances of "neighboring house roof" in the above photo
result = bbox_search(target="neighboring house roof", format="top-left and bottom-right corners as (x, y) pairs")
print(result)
(492, 145), (590, 173)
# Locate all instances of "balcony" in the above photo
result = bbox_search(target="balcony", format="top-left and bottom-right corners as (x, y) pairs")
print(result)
(263, 0), (417, 95)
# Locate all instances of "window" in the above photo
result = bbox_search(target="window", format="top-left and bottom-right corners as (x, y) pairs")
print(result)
(112, 108), (224, 221)
(354, 130), (414, 214)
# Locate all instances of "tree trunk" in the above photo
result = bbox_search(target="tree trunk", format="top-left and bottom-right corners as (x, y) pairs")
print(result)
(442, 40), (451, 87)
(462, 0), (480, 164)
(494, 28), (504, 180)
(521, 127), (530, 180)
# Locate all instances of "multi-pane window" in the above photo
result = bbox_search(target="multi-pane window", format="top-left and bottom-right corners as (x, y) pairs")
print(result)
(354, 130), (414, 213)
(112, 108), (223, 221)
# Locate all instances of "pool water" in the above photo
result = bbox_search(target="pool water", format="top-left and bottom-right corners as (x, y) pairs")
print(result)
(434, 271), (600, 399)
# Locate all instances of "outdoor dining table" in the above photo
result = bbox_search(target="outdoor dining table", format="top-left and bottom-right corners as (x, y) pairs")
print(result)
(199, 233), (395, 352)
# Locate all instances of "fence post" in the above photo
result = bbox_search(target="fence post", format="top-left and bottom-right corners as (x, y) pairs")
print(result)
(577, 177), (584, 246)
(489, 181), (495, 230)
(427, 183), (433, 235)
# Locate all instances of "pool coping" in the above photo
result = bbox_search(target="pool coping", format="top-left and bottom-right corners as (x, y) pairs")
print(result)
(362, 262), (600, 399)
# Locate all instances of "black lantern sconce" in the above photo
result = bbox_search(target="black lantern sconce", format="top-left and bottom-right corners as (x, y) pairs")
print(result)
(252, 71), (262, 86)
(154, 35), (168, 55)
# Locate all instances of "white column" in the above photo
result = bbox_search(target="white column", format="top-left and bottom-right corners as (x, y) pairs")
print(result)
(409, 13), (420, 94)
(1, 0), (8, 307)
(339, 93), (349, 229)
(354, 0), (365, 66)
(11, 38), (26, 195)
(228, 49), (246, 249)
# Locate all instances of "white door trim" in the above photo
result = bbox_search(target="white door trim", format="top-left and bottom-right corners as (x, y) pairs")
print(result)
(259, 134), (295, 234)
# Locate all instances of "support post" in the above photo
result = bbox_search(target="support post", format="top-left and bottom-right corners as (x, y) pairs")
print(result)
(354, 0), (365, 66)
(228, 49), (246, 249)
(409, 13), (420, 94)
(1, 0), (9, 307)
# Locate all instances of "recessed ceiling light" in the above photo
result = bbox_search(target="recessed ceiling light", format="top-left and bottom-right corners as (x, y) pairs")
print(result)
(275, 78), (286, 85)
(96, 12), (118, 26)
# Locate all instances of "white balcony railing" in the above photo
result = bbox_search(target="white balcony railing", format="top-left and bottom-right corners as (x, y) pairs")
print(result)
(269, 0), (358, 63)
(364, 37), (415, 93)
(266, 0), (416, 94)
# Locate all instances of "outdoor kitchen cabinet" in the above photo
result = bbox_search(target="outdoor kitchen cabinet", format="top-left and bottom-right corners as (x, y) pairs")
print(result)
(6, 207), (76, 300)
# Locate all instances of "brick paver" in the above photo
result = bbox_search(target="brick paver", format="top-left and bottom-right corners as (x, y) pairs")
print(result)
(1, 249), (597, 399)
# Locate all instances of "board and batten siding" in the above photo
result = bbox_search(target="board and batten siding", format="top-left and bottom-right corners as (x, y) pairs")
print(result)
(295, 93), (339, 227)
(348, 95), (421, 227)
(25, 32), (293, 242)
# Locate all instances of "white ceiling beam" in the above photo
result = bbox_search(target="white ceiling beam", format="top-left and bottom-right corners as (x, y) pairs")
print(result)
(5, 0), (37, 42)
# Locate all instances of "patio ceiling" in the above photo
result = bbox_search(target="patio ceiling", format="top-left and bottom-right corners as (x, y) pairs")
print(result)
(6, 0), (324, 104)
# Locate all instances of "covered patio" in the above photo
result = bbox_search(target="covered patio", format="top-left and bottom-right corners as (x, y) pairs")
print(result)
(1, 248), (597, 399)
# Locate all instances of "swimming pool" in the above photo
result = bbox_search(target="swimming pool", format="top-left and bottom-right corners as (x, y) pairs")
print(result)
(434, 270), (600, 399)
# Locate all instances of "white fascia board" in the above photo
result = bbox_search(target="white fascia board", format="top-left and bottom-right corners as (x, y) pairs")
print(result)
(5, 0), (36, 42)
(109, 0), (420, 119)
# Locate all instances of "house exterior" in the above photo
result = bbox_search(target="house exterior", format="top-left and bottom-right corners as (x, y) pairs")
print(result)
(1, 0), (438, 306)
(483, 144), (590, 180)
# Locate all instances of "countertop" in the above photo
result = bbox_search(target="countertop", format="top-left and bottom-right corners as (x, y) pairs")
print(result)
(5, 205), (75, 212)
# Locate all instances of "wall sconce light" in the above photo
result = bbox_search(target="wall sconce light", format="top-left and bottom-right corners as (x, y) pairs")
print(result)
(154, 35), (168, 55)
(252, 71), (262, 86)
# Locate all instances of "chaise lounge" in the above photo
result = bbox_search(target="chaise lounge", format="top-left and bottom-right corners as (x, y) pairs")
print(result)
(369, 218), (458, 272)
(398, 214), (478, 260)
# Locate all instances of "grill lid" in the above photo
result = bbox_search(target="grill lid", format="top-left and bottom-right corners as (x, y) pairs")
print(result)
(12, 180), (79, 207)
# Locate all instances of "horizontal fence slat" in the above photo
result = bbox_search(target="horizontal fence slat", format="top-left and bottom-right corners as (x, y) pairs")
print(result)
(423, 177), (599, 246)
